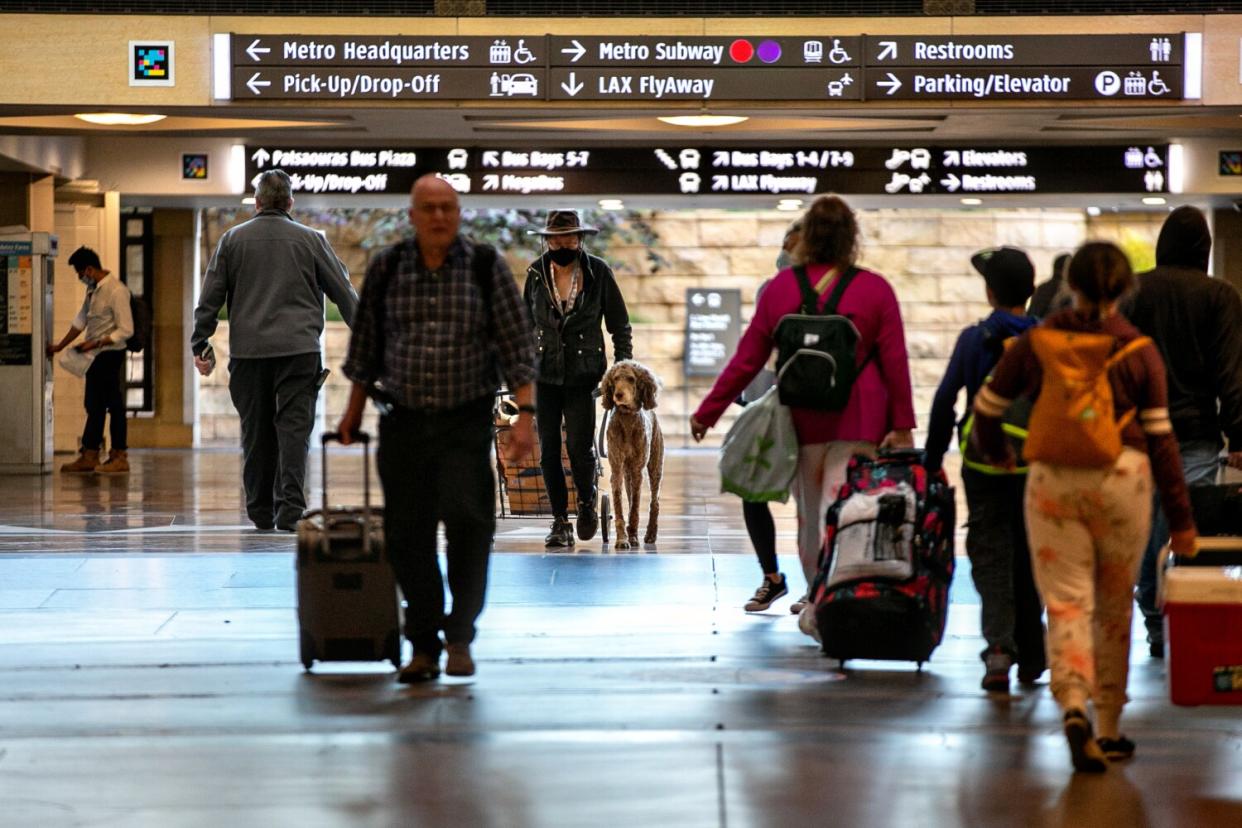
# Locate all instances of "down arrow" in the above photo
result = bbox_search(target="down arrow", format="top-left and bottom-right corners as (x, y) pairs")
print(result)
(560, 71), (584, 96)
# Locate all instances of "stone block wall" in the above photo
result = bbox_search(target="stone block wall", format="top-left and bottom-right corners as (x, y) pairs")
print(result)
(197, 207), (1163, 447)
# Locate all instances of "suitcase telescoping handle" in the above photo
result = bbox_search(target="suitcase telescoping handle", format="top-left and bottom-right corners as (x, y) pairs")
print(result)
(320, 430), (372, 517)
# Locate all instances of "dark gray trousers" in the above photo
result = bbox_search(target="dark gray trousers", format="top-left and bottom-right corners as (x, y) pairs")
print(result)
(377, 396), (495, 656)
(962, 467), (1046, 670)
(227, 353), (321, 529)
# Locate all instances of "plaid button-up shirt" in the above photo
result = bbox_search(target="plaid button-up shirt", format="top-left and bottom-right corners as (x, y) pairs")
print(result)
(343, 235), (537, 411)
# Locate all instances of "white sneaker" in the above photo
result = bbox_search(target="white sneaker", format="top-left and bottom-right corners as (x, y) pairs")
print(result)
(789, 592), (810, 614)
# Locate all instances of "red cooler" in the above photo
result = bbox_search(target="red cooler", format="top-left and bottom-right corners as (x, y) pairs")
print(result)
(1164, 539), (1242, 706)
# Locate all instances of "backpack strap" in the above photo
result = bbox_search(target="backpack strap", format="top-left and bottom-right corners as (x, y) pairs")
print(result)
(822, 266), (860, 316)
(1107, 335), (1153, 429)
(791, 265), (821, 314)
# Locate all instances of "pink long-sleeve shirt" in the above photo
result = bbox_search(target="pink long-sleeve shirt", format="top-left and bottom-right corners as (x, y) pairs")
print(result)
(694, 264), (916, 445)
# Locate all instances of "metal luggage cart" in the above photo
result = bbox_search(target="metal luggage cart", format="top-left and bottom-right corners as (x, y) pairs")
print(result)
(493, 391), (611, 544)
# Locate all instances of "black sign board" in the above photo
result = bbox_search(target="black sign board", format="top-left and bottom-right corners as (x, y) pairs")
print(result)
(685, 289), (741, 378)
(1220, 151), (1242, 176)
(226, 32), (1187, 103)
(548, 36), (862, 68)
(863, 35), (1181, 67)
(245, 144), (1170, 197)
(865, 66), (1180, 101)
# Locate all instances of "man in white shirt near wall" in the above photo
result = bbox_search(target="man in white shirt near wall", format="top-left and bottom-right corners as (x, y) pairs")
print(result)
(47, 246), (134, 474)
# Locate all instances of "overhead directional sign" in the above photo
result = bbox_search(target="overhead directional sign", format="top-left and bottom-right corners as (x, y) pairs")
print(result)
(244, 144), (1170, 197)
(220, 32), (1192, 102)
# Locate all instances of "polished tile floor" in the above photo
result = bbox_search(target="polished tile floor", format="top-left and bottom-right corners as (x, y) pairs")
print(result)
(0, 449), (1239, 827)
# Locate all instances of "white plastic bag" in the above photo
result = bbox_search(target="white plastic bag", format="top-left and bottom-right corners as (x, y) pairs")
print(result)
(719, 387), (798, 503)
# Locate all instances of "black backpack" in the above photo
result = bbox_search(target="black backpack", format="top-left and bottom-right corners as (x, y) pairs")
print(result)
(773, 265), (863, 411)
(127, 294), (151, 353)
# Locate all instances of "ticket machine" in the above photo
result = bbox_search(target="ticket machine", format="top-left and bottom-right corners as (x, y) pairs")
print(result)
(0, 232), (56, 473)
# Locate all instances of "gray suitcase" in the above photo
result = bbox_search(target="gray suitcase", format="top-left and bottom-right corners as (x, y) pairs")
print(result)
(296, 431), (401, 671)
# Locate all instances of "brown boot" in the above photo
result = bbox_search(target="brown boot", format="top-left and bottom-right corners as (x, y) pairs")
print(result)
(95, 450), (130, 474)
(445, 643), (475, 677)
(60, 449), (100, 473)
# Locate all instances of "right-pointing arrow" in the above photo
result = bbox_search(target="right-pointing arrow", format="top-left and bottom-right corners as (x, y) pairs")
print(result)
(877, 72), (902, 96)
(877, 41), (897, 61)
(560, 71), (584, 97)
(561, 39), (586, 63)
(246, 72), (271, 95)
(940, 173), (961, 193)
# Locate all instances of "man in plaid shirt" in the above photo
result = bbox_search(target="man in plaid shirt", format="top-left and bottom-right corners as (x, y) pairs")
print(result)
(339, 175), (536, 683)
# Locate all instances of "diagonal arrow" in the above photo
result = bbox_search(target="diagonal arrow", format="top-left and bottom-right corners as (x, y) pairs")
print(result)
(877, 41), (897, 62)
(246, 38), (271, 62)
(246, 72), (271, 96)
(560, 71), (584, 96)
(561, 39), (586, 63)
(876, 72), (902, 96)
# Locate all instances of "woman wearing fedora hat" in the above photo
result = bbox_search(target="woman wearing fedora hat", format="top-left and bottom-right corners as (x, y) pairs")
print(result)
(525, 210), (633, 547)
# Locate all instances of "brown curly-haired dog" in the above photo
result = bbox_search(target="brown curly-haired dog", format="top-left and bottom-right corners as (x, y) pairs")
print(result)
(600, 360), (664, 549)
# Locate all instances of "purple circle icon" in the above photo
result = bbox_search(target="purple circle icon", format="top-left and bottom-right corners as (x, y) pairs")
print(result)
(757, 40), (782, 64)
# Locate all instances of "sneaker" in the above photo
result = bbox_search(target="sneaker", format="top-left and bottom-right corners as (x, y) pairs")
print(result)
(1063, 709), (1108, 773)
(397, 650), (441, 684)
(789, 592), (810, 614)
(445, 643), (476, 677)
(60, 449), (100, 473)
(576, 501), (599, 542)
(1096, 735), (1136, 761)
(981, 647), (1013, 693)
(544, 517), (574, 548)
(1146, 622), (1165, 659)
(744, 575), (788, 612)
(94, 450), (129, 474)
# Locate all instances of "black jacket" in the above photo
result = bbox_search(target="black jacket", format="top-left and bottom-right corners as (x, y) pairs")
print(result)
(523, 250), (632, 386)
(1123, 206), (1242, 450)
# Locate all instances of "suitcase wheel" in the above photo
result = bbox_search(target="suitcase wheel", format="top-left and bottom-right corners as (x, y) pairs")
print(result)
(300, 631), (316, 672)
(600, 494), (611, 544)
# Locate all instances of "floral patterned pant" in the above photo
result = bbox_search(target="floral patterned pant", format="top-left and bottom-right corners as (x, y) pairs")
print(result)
(1025, 448), (1153, 716)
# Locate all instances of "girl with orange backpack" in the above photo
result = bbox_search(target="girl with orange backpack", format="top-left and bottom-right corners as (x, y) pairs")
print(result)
(972, 241), (1197, 774)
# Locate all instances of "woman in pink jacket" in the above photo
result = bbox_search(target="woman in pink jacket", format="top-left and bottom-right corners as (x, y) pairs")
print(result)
(690, 195), (917, 612)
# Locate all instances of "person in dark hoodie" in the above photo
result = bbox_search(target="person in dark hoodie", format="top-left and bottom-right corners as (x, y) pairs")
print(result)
(925, 246), (1046, 692)
(1123, 205), (1242, 656)
(1028, 252), (1073, 319)
(525, 210), (633, 548)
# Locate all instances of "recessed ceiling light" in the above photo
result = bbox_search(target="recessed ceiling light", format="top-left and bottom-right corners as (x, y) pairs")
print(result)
(1142, 196), (1167, 206)
(241, 197), (256, 205)
(598, 198), (625, 210)
(74, 112), (167, 126)
(657, 115), (749, 128)
(776, 199), (804, 211)
(960, 197), (983, 206)
(1086, 206), (1102, 216)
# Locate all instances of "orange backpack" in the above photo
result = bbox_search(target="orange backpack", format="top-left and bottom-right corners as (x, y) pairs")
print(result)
(1024, 329), (1153, 468)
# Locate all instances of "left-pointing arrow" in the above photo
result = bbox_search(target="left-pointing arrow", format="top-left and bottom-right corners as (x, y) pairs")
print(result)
(246, 39), (271, 62)
(247, 73), (271, 95)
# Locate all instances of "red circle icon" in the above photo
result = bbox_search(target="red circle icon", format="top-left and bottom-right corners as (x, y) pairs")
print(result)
(729, 39), (755, 63)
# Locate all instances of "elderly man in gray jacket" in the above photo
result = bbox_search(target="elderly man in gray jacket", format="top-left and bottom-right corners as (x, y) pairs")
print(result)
(191, 169), (359, 531)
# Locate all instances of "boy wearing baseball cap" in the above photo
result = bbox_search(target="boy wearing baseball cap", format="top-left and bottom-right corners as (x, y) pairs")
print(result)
(924, 246), (1046, 693)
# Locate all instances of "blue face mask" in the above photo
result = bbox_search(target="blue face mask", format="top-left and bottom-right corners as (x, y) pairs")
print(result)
(775, 250), (792, 271)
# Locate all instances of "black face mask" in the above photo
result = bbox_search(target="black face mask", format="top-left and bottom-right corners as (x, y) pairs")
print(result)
(547, 247), (579, 267)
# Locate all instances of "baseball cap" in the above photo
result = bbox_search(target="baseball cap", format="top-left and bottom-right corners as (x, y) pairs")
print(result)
(970, 246), (1035, 306)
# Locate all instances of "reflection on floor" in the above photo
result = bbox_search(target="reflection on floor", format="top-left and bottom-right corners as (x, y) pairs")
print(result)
(0, 449), (1239, 826)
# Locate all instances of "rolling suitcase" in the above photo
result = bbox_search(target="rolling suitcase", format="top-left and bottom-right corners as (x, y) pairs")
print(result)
(296, 431), (401, 672)
(809, 450), (957, 666)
